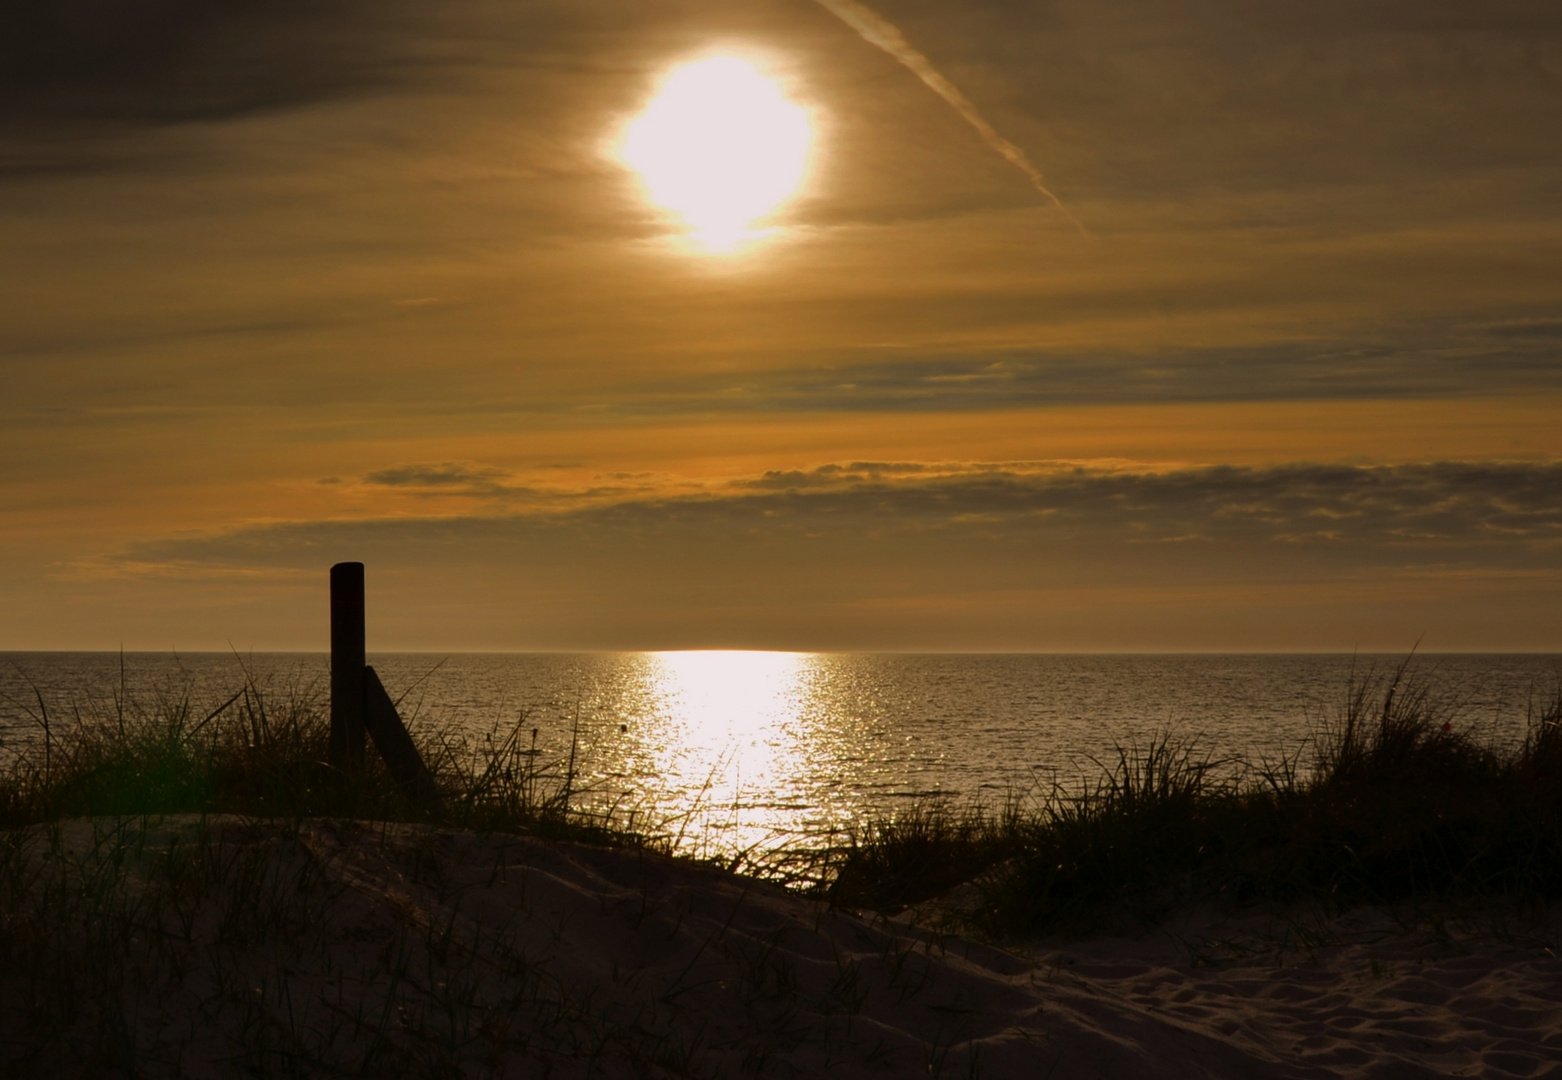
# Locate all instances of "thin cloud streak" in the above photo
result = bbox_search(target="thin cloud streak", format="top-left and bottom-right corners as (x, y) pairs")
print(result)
(29, 459), (1561, 651)
(811, 0), (1087, 234)
(121, 460), (1562, 571)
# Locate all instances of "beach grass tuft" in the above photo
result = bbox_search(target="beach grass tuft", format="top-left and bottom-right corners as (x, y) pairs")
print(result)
(0, 665), (639, 850)
(819, 662), (1562, 934)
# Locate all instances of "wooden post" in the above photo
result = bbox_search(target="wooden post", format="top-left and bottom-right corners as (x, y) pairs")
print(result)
(329, 561), (366, 772)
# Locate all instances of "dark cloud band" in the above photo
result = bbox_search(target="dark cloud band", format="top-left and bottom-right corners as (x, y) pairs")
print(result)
(119, 460), (1562, 577)
(681, 340), (1562, 412)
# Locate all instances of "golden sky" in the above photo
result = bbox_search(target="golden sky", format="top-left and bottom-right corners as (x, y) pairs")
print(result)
(2, 0), (1559, 651)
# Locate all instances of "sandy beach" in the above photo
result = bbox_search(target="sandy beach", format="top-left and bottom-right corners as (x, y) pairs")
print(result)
(2, 817), (1558, 1077)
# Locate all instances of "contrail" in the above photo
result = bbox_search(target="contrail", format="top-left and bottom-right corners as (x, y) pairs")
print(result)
(810, 0), (1087, 235)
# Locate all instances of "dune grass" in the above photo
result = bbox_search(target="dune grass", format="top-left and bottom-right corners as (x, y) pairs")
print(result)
(0, 664), (637, 849)
(0, 668), (679, 1072)
(819, 661), (1562, 935)
(0, 655), (1555, 1078)
(0, 666), (1007, 1077)
(2, 655), (1561, 1073)
(4, 656), (1560, 940)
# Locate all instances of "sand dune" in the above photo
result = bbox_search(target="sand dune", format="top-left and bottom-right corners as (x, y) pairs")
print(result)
(2, 818), (1559, 1077)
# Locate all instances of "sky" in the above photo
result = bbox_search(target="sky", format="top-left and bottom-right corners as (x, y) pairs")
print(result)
(2, 0), (1559, 653)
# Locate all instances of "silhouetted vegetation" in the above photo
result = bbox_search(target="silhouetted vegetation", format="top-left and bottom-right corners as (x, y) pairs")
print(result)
(0, 664), (635, 849)
(4, 657), (1560, 941)
(0, 663), (705, 1076)
(2, 655), (1556, 1074)
(819, 661), (1562, 934)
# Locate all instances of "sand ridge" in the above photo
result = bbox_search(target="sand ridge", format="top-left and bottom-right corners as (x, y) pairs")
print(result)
(1017, 903), (1562, 1078)
(1, 817), (1558, 1077)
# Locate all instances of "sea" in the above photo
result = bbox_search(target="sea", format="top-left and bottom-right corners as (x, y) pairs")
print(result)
(2, 652), (1557, 864)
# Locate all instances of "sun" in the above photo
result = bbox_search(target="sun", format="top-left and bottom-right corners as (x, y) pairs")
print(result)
(620, 56), (814, 253)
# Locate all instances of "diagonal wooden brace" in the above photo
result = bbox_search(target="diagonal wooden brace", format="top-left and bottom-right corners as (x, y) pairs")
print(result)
(363, 665), (444, 809)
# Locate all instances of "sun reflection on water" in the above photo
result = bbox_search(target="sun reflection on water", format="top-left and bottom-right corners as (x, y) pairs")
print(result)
(636, 650), (814, 857)
(559, 651), (878, 864)
(562, 650), (949, 867)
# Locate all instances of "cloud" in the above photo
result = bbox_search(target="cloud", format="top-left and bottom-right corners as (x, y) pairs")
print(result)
(0, 0), (402, 124)
(0, 0), (596, 175)
(876, 0), (1562, 210)
(118, 460), (1562, 576)
(46, 458), (1559, 649)
(0, 0), (431, 177)
(363, 463), (523, 497)
(613, 325), (1562, 414)
(810, 0), (1084, 232)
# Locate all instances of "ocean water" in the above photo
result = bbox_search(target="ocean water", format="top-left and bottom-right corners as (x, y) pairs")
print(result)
(2, 652), (1557, 860)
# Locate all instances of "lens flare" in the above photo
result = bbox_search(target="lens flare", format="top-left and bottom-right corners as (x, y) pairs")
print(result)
(621, 56), (813, 252)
